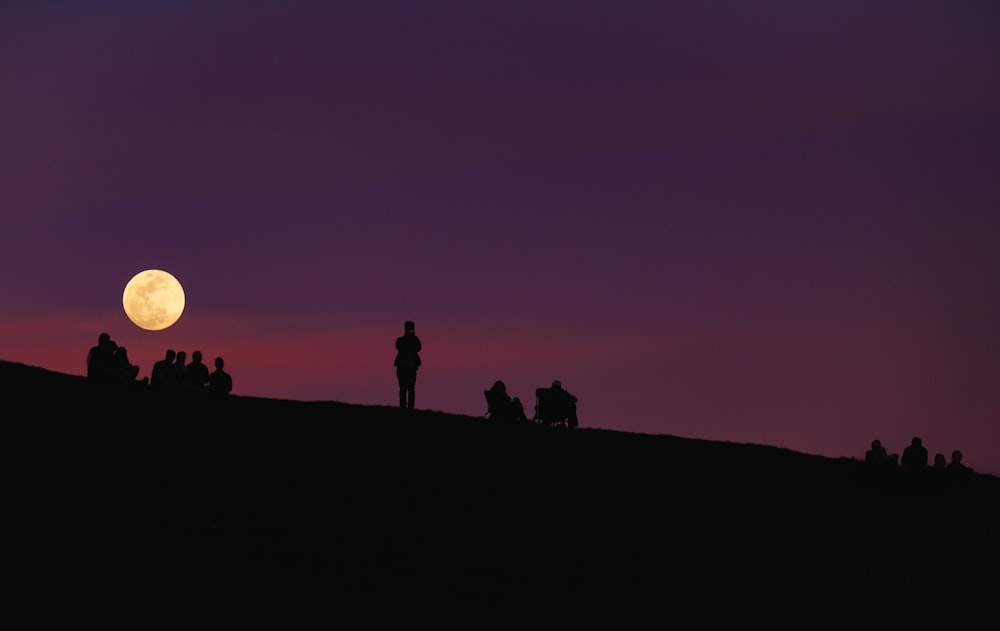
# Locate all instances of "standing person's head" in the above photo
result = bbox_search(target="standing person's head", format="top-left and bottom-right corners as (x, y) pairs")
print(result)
(404, 320), (415, 333)
(164, 349), (176, 361)
(176, 351), (187, 365)
(215, 357), (225, 370)
(192, 350), (203, 364)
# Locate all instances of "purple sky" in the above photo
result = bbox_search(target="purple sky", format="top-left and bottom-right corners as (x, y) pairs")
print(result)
(3, 1), (999, 474)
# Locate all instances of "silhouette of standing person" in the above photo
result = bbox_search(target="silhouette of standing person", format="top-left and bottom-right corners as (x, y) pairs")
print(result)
(207, 356), (233, 396)
(394, 320), (421, 409)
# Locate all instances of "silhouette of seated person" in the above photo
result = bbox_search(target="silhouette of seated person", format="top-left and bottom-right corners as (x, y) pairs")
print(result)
(185, 350), (211, 392)
(900, 436), (929, 476)
(150, 349), (177, 390)
(947, 450), (972, 475)
(207, 356), (233, 396)
(534, 380), (579, 428)
(86, 332), (117, 382)
(170, 351), (188, 390)
(864, 439), (898, 472)
(112, 345), (147, 385)
(484, 380), (528, 423)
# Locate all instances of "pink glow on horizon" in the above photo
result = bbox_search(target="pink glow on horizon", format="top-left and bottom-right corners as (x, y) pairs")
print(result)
(4, 313), (996, 476)
(3, 2), (999, 478)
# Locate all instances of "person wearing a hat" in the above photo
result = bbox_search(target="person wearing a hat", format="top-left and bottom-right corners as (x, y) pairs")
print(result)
(394, 320), (422, 409)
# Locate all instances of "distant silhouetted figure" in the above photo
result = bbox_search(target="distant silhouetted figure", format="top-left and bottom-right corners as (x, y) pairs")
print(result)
(933, 453), (947, 470)
(150, 349), (177, 389)
(394, 320), (421, 409)
(533, 380), (579, 428)
(864, 439), (898, 475)
(185, 350), (210, 392)
(550, 381), (578, 428)
(865, 439), (884, 465)
(901, 436), (929, 472)
(207, 357), (233, 396)
(947, 450), (972, 474)
(485, 380), (529, 423)
(86, 332), (116, 382)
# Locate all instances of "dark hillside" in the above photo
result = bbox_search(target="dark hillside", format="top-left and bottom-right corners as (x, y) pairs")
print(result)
(2, 360), (998, 629)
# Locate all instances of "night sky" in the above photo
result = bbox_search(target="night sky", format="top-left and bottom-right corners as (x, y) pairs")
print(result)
(3, 1), (999, 474)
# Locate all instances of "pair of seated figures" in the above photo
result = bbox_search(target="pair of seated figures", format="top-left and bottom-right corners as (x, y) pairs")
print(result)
(485, 380), (578, 428)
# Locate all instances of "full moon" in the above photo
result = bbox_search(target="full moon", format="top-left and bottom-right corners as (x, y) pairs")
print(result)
(122, 269), (186, 331)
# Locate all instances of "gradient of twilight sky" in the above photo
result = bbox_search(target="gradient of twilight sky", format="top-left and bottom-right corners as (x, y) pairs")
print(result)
(3, 1), (999, 473)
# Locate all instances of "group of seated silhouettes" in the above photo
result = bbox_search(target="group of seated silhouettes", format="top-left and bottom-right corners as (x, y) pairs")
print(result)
(485, 379), (579, 428)
(86, 332), (232, 396)
(865, 436), (972, 477)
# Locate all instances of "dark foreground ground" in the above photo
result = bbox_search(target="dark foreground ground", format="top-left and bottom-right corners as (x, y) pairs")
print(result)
(2, 360), (998, 629)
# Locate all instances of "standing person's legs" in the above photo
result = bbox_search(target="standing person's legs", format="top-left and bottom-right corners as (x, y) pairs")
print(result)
(398, 369), (416, 408)
(405, 371), (416, 408)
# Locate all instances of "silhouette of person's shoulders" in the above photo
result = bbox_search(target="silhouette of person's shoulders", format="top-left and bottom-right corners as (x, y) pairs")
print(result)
(901, 437), (928, 470)
(947, 450), (972, 476)
(185, 350), (211, 391)
(863, 439), (897, 480)
(87, 332), (116, 382)
(207, 357), (233, 396)
(150, 349), (176, 389)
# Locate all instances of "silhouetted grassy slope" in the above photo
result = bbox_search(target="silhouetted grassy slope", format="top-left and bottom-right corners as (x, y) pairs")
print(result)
(2, 359), (998, 629)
